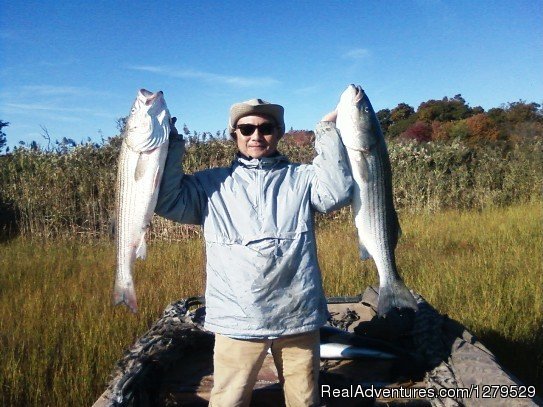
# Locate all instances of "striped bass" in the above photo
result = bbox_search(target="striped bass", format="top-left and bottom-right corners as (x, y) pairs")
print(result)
(319, 326), (402, 360)
(113, 89), (171, 313)
(320, 342), (397, 360)
(335, 84), (418, 317)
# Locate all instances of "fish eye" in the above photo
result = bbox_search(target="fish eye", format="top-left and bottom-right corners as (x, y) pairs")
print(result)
(364, 107), (370, 113)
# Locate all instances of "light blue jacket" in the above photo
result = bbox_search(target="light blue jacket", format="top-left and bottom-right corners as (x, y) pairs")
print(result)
(155, 122), (353, 338)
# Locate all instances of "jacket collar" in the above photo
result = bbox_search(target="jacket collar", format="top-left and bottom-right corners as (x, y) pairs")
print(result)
(234, 152), (289, 169)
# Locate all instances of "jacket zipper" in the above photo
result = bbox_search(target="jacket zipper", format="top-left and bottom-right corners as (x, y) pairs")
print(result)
(257, 162), (264, 221)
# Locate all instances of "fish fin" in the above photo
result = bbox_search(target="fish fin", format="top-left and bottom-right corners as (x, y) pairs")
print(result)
(377, 279), (418, 317)
(358, 243), (372, 260)
(152, 158), (163, 189)
(134, 153), (150, 181)
(136, 236), (147, 259)
(359, 153), (370, 182)
(113, 280), (138, 313)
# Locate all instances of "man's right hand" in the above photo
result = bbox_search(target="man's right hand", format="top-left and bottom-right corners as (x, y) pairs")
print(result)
(169, 117), (183, 142)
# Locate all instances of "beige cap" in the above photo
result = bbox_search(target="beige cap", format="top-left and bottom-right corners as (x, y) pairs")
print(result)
(228, 98), (285, 136)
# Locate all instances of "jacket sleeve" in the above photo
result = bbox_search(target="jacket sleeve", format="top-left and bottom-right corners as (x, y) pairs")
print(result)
(155, 138), (207, 225)
(310, 121), (353, 213)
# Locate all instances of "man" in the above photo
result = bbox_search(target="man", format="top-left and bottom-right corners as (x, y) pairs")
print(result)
(155, 98), (353, 406)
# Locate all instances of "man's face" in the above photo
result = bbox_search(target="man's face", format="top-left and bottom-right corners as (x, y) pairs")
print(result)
(234, 114), (280, 159)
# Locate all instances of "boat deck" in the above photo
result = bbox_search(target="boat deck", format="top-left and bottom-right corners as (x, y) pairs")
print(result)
(93, 287), (540, 406)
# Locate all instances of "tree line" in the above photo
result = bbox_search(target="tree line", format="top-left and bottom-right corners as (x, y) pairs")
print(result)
(0, 96), (542, 154)
(377, 96), (542, 144)
(285, 96), (542, 148)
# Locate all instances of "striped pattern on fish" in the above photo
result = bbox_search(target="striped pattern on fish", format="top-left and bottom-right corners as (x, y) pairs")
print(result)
(336, 84), (418, 317)
(113, 89), (171, 313)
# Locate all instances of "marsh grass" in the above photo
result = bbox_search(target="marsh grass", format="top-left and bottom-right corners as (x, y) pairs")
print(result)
(0, 203), (541, 405)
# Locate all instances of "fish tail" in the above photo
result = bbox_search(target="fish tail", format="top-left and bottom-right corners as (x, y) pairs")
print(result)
(378, 279), (418, 317)
(113, 281), (138, 313)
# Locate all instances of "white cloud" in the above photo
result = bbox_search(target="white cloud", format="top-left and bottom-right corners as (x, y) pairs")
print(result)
(129, 65), (280, 87)
(20, 85), (112, 97)
(5, 102), (93, 113)
(2, 102), (112, 120)
(0, 84), (116, 120)
(343, 48), (371, 60)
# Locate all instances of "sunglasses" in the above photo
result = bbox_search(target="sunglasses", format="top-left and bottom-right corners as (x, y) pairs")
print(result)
(236, 123), (276, 136)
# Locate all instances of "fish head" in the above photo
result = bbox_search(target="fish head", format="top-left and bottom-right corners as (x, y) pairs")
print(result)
(124, 89), (171, 152)
(336, 84), (381, 152)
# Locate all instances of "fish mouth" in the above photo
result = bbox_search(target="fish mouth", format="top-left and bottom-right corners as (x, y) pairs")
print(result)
(344, 84), (357, 98)
(342, 84), (364, 104)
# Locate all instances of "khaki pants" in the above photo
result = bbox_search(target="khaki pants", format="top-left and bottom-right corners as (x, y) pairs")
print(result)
(209, 330), (320, 407)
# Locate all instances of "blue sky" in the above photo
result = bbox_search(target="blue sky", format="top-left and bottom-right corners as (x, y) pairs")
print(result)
(1, 0), (541, 150)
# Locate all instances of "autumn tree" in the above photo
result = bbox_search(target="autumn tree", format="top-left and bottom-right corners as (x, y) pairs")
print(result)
(417, 95), (473, 123)
(386, 103), (416, 138)
(504, 101), (543, 124)
(486, 107), (507, 126)
(465, 114), (501, 144)
(376, 109), (392, 134)
(448, 120), (470, 141)
(390, 103), (415, 123)
(400, 121), (433, 143)
(283, 129), (314, 147)
(472, 106), (485, 115)
(485, 102), (542, 141)
(431, 121), (454, 141)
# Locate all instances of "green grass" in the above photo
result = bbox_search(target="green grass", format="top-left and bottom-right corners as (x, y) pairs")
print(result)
(0, 203), (541, 405)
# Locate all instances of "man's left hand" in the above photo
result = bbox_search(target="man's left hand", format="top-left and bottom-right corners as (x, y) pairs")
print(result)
(321, 110), (337, 123)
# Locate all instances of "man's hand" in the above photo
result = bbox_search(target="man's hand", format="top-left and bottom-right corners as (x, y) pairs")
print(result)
(321, 110), (337, 123)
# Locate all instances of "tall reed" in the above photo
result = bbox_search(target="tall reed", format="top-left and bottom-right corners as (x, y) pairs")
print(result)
(1, 137), (541, 239)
